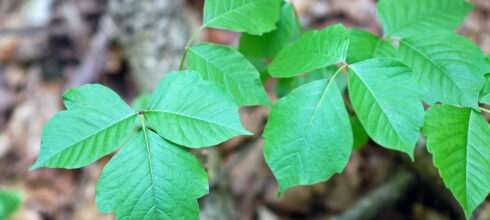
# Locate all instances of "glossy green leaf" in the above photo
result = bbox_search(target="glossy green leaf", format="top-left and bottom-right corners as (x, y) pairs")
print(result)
(31, 85), (138, 169)
(275, 65), (347, 98)
(203, 0), (282, 35)
(96, 127), (208, 220)
(422, 104), (490, 219)
(246, 57), (270, 84)
(132, 93), (152, 111)
(131, 93), (152, 132)
(263, 75), (353, 194)
(348, 58), (424, 158)
(481, 74), (490, 104)
(0, 189), (22, 218)
(350, 115), (369, 151)
(145, 71), (251, 148)
(481, 55), (490, 104)
(268, 24), (349, 78)
(377, 0), (473, 38)
(397, 32), (488, 109)
(346, 28), (396, 64)
(239, 2), (300, 58)
(187, 43), (271, 107)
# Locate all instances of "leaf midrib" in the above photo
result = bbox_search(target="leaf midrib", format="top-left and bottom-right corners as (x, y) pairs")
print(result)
(400, 40), (467, 97)
(284, 53), (344, 63)
(140, 117), (160, 218)
(350, 67), (409, 148)
(294, 75), (342, 181)
(384, 3), (460, 36)
(145, 110), (245, 133)
(188, 47), (260, 91)
(271, 53), (344, 76)
(36, 112), (137, 167)
(463, 111), (473, 212)
(204, 0), (269, 27)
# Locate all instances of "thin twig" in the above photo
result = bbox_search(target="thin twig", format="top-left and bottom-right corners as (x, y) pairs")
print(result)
(479, 107), (490, 114)
(330, 170), (416, 220)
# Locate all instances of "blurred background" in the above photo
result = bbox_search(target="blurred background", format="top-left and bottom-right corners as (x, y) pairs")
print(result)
(0, 0), (489, 219)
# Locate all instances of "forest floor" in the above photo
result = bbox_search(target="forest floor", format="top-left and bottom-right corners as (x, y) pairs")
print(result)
(0, 0), (489, 219)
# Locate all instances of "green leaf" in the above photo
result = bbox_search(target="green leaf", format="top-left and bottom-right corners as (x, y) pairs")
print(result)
(397, 31), (488, 109)
(239, 2), (300, 58)
(263, 74), (353, 194)
(31, 85), (138, 169)
(246, 57), (270, 84)
(377, 0), (473, 38)
(96, 127), (208, 220)
(145, 71), (251, 148)
(348, 58), (424, 158)
(350, 115), (369, 151)
(132, 93), (152, 111)
(275, 65), (347, 98)
(346, 28), (396, 64)
(0, 189), (22, 218)
(422, 104), (490, 219)
(131, 93), (152, 132)
(268, 24), (349, 78)
(480, 55), (490, 104)
(203, 0), (282, 35)
(187, 43), (271, 107)
(481, 74), (490, 104)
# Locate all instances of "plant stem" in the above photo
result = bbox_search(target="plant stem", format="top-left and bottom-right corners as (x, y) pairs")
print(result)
(179, 25), (205, 71)
(329, 64), (347, 84)
(480, 107), (490, 114)
(383, 37), (401, 42)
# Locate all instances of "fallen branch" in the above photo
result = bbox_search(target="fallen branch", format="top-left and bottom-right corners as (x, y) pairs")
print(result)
(330, 170), (416, 220)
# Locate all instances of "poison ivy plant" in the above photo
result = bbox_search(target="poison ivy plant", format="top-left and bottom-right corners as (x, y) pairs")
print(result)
(275, 65), (347, 98)
(31, 71), (249, 219)
(31, 85), (139, 169)
(397, 31), (488, 109)
(246, 57), (270, 84)
(239, 2), (301, 58)
(0, 189), (22, 219)
(144, 71), (251, 147)
(96, 129), (208, 219)
(268, 24), (349, 77)
(263, 67), (353, 194)
(350, 115), (369, 151)
(377, 0), (473, 38)
(31, 0), (490, 219)
(348, 58), (425, 159)
(480, 55), (490, 104)
(346, 28), (395, 64)
(482, 74), (490, 105)
(187, 43), (271, 107)
(423, 105), (490, 219)
(132, 93), (151, 111)
(203, 0), (282, 35)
